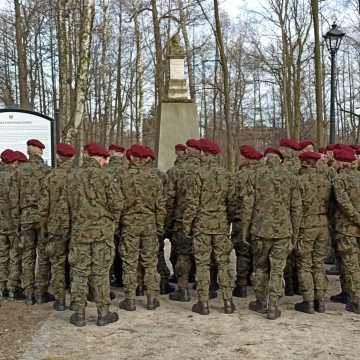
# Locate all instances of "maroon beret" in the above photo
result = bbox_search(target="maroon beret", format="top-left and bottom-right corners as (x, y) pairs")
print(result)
(57, 143), (76, 158)
(175, 144), (187, 152)
(200, 139), (221, 155)
(27, 139), (45, 149)
(86, 143), (109, 158)
(319, 147), (326, 154)
(334, 149), (356, 162)
(279, 138), (300, 150)
(326, 144), (341, 151)
(125, 149), (132, 161)
(130, 144), (147, 159)
(240, 145), (263, 160)
(143, 145), (156, 160)
(13, 151), (27, 162)
(264, 147), (284, 160)
(1, 149), (15, 164)
(109, 144), (125, 153)
(186, 138), (202, 151)
(299, 151), (321, 162)
(299, 140), (314, 150)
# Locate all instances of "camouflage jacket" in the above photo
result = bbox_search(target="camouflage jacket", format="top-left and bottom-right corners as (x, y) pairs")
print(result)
(120, 160), (166, 235)
(333, 167), (360, 237)
(18, 154), (51, 225)
(242, 156), (302, 239)
(0, 165), (19, 235)
(39, 159), (74, 236)
(67, 157), (124, 244)
(182, 156), (235, 236)
(298, 165), (332, 228)
(283, 156), (301, 175)
(107, 156), (128, 175)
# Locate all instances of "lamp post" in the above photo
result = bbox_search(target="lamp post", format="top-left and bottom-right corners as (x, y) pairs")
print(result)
(323, 23), (345, 144)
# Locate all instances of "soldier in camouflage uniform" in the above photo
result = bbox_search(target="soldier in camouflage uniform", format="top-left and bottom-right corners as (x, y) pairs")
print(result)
(168, 139), (202, 302)
(183, 139), (235, 315)
(295, 151), (332, 314)
(232, 145), (263, 298)
(66, 143), (122, 326)
(107, 144), (128, 288)
(242, 147), (302, 320)
(119, 144), (165, 311)
(18, 139), (52, 305)
(0, 150), (20, 300)
(38, 144), (76, 311)
(332, 149), (360, 314)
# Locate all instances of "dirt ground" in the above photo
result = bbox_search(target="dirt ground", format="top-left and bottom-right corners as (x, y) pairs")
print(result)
(1, 244), (360, 360)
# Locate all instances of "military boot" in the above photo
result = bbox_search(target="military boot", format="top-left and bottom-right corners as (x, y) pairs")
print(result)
(53, 300), (66, 312)
(224, 299), (236, 314)
(0, 289), (5, 300)
(330, 291), (350, 304)
(249, 300), (267, 314)
(146, 295), (160, 310)
(192, 301), (210, 315)
(35, 292), (55, 304)
(345, 302), (360, 314)
(25, 293), (35, 305)
(169, 288), (191, 302)
(136, 286), (145, 296)
(8, 288), (25, 301)
(314, 300), (326, 313)
(160, 280), (174, 295)
(169, 274), (177, 284)
(267, 305), (281, 320)
(119, 299), (136, 311)
(97, 307), (119, 326)
(233, 285), (247, 298)
(70, 309), (86, 327)
(294, 301), (315, 314)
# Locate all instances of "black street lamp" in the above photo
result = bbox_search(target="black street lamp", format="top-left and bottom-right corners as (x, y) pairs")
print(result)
(323, 23), (345, 144)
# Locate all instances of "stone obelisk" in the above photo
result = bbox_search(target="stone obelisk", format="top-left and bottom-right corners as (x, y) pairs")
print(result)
(157, 35), (199, 172)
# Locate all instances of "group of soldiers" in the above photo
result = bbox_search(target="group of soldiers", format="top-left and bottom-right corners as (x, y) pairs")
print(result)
(0, 136), (359, 326)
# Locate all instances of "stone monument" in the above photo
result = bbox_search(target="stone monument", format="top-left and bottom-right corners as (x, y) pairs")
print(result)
(157, 34), (199, 172)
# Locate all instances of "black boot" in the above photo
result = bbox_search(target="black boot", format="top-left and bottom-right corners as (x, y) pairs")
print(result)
(169, 274), (177, 284)
(169, 288), (190, 302)
(35, 292), (55, 304)
(330, 291), (350, 304)
(8, 288), (25, 301)
(70, 309), (86, 327)
(267, 305), (281, 320)
(224, 299), (236, 314)
(160, 280), (174, 295)
(53, 300), (66, 312)
(294, 301), (315, 314)
(146, 295), (160, 310)
(25, 294), (35, 305)
(136, 286), (145, 296)
(249, 300), (267, 314)
(345, 302), (360, 314)
(119, 299), (136, 311)
(97, 307), (119, 326)
(233, 286), (247, 298)
(192, 301), (210, 315)
(314, 300), (326, 313)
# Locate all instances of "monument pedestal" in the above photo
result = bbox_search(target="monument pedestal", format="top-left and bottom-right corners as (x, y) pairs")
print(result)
(158, 102), (199, 172)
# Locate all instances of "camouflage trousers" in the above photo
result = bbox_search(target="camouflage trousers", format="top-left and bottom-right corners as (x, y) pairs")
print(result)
(193, 232), (233, 302)
(20, 223), (50, 295)
(253, 236), (290, 305)
(297, 227), (329, 301)
(0, 234), (21, 291)
(335, 234), (360, 304)
(173, 230), (193, 289)
(233, 237), (253, 287)
(47, 235), (69, 301)
(120, 225), (159, 300)
(69, 240), (114, 310)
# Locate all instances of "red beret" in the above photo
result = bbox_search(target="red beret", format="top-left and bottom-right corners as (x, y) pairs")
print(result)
(57, 143), (76, 158)
(27, 139), (45, 149)
(200, 139), (221, 155)
(319, 147), (326, 154)
(326, 144), (341, 151)
(125, 149), (132, 161)
(279, 138), (300, 150)
(240, 145), (263, 160)
(130, 144), (147, 159)
(186, 138), (202, 151)
(1, 149), (15, 164)
(109, 144), (125, 153)
(86, 143), (109, 158)
(334, 149), (356, 163)
(175, 144), (187, 152)
(13, 151), (27, 162)
(299, 151), (321, 162)
(299, 140), (314, 150)
(143, 145), (156, 160)
(264, 147), (284, 160)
